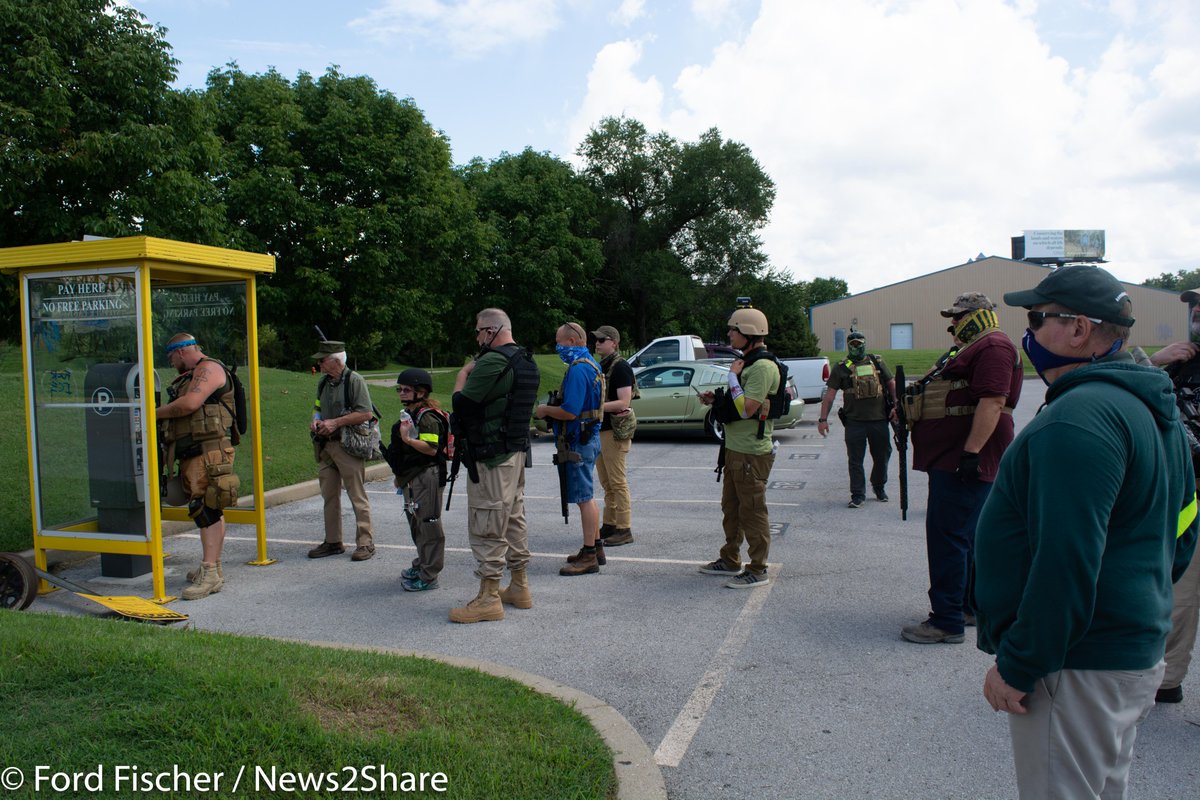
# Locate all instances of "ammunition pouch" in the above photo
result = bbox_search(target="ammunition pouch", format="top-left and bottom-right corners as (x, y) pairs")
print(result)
(611, 408), (637, 441)
(203, 447), (239, 509)
(904, 378), (1011, 431)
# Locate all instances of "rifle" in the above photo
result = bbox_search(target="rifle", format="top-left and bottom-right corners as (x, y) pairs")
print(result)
(546, 389), (573, 524)
(444, 415), (478, 511)
(892, 364), (909, 521)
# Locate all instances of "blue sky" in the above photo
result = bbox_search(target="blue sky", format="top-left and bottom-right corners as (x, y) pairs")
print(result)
(125, 0), (1200, 294)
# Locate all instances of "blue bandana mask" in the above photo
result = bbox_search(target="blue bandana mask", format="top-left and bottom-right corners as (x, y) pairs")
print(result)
(1022, 328), (1123, 386)
(556, 344), (590, 364)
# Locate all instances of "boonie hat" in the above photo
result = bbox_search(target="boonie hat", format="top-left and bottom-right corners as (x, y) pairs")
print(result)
(1003, 265), (1135, 327)
(591, 325), (620, 343)
(1180, 288), (1200, 304)
(940, 292), (996, 318)
(312, 340), (345, 359)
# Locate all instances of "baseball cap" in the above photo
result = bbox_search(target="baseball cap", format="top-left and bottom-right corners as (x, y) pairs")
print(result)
(591, 325), (620, 343)
(940, 292), (996, 318)
(1180, 288), (1200, 303)
(1003, 265), (1135, 327)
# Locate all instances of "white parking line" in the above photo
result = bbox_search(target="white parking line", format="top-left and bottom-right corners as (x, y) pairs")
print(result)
(653, 570), (779, 768)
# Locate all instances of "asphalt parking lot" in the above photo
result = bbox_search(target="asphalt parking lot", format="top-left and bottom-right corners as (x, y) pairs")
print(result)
(36, 379), (1200, 799)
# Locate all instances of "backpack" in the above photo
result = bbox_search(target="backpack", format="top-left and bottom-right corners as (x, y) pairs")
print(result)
(741, 348), (791, 419)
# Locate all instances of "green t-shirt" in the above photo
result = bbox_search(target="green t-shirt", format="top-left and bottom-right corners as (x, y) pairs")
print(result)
(461, 348), (518, 468)
(723, 357), (780, 456)
(318, 369), (372, 419)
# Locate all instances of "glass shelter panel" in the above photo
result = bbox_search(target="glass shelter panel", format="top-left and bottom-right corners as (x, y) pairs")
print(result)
(150, 282), (253, 503)
(26, 270), (148, 535)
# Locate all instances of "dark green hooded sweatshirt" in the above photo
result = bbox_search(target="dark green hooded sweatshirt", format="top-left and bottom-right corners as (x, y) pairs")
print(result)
(975, 353), (1198, 693)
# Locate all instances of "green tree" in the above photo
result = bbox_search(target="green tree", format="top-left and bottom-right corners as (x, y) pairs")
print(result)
(205, 66), (488, 367)
(0, 0), (187, 335)
(577, 117), (775, 346)
(459, 149), (604, 348)
(1143, 269), (1200, 292)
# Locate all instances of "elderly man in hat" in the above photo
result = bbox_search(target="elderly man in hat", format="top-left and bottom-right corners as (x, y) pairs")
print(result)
(592, 324), (637, 547)
(974, 265), (1197, 798)
(307, 340), (377, 561)
(816, 330), (896, 508)
(901, 292), (1023, 644)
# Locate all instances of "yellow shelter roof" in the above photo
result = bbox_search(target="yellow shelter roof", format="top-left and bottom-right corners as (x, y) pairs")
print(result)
(0, 236), (274, 276)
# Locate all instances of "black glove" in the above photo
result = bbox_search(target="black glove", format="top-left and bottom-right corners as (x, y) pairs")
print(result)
(957, 451), (981, 483)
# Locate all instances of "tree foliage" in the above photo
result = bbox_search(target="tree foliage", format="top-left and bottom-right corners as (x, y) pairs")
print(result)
(1, 9), (852, 365)
(1143, 269), (1200, 292)
(204, 66), (487, 367)
(577, 117), (780, 346)
(0, 0), (182, 335)
(459, 149), (604, 348)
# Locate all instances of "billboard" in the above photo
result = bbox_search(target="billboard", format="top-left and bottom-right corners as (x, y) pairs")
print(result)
(1023, 229), (1106, 260)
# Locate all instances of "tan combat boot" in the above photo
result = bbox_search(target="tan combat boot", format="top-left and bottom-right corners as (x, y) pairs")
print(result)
(498, 568), (532, 609)
(449, 578), (505, 623)
(182, 562), (224, 600)
(186, 560), (223, 583)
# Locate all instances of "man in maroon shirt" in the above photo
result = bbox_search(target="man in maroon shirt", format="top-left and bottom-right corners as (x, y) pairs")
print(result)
(902, 292), (1024, 644)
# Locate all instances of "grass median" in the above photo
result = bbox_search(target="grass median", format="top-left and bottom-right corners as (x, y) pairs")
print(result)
(0, 611), (614, 800)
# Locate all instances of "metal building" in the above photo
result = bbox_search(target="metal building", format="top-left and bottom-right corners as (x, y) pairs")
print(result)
(810, 256), (1185, 352)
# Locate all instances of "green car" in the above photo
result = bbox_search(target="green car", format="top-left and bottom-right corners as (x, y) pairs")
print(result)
(631, 361), (804, 441)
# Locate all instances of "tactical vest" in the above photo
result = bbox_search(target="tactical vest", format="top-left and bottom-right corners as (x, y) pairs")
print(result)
(465, 344), (541, 460)
(844, 356), (883, 400)
(903, 331), (1014, 431)
(161, 357), (235, 468)
(557, 357), (606, 445)
(387, 404), (450, 485)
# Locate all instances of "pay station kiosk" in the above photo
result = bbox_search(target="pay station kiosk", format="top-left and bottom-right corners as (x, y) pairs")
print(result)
(0, 237), (275, 602)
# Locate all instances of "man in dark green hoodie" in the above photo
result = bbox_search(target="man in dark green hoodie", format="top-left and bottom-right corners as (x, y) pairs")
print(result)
(975, 265), (1198, 799)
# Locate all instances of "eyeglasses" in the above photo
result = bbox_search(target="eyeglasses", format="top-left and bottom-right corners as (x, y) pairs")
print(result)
(396, 386), (414, 393)
(594, 337), (609, 343)
(1027, 310), (1101, 330)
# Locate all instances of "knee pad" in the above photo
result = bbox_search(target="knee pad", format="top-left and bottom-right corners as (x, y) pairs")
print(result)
(188, 497), (224, 529)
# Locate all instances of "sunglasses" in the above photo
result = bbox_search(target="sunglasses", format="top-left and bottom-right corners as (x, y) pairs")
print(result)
(594, 337), (609, 343)
(396, 386), (415, 392)
(1027, 310), (1101, 330)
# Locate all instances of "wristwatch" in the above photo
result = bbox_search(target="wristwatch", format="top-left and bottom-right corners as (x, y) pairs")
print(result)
(818, 418), (827, 423)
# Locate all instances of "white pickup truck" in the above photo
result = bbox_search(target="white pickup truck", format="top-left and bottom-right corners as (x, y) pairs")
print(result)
(627, 334), (830, 404)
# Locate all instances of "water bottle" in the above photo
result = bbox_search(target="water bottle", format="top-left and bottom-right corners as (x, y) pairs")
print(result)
(771, 439), (780, 456)
(400, 410), (414, 438)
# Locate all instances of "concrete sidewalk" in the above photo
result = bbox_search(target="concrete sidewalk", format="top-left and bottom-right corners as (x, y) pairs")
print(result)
(32, 378), (1200, 799)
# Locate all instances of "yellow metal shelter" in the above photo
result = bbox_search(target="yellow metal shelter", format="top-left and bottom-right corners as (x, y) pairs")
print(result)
(0, 236), (275, 602)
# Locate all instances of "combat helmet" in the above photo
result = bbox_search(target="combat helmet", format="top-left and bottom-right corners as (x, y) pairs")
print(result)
(396, 367), (434, 394)
(728, 297), (769, 337)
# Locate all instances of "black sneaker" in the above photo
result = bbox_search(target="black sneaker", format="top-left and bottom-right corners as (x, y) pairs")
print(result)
(1156, 685), (1183, 703)
(874, 488), (889, 502)
(725, 570), (770, 589)
(699, 559), (740, 575)
(401, 567), (420, 581)
(848, 498), (864, 509)
(401, 576), (439, 592)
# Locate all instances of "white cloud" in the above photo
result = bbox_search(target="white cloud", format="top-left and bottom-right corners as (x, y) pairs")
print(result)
(569, 0), (1200, 291)
(691, 0), (737, 27)
(349, 0), (561, 58)
(612, 0), (645, 27)
(567, 39), (665, 151)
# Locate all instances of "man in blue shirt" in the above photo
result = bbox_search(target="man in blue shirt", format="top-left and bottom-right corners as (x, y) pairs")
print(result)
(536, 322), (605, 575)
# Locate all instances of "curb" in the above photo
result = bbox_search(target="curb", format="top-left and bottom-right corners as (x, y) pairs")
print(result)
(297, 639), (668, 800)
(19, 465), (668, 800)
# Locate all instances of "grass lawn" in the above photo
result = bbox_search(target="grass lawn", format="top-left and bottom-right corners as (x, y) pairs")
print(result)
(0, 611), (614, 800)
(0, 353), (568, 553)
